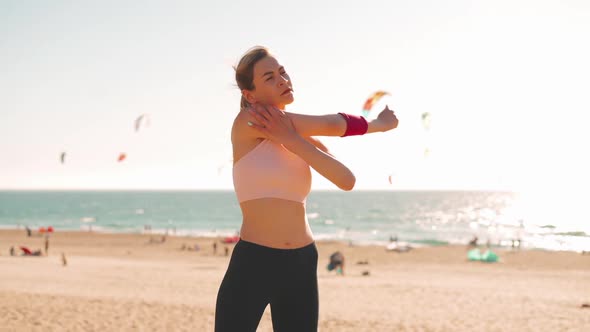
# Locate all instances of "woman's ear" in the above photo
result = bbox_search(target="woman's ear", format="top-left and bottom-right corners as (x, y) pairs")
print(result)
(242, 90), (257, 104)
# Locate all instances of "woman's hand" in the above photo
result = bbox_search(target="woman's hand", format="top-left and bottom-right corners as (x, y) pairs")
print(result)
(370, 105), (399, 132)
(246, 103), (300, 145)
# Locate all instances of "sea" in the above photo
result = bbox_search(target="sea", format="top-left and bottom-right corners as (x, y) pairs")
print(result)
(1, 190), (588, 252)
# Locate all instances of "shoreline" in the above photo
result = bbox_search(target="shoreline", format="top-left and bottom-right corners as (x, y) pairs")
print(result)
(2, 225), (588, 254)
(2, 229), (589, 268)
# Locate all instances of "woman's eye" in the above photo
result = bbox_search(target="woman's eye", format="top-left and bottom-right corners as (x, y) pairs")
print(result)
(266, 76), (273, 82)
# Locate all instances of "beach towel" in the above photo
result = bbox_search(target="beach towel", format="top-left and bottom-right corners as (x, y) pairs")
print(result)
(20, 246), (33, 255)
(222, 236), (239, 244)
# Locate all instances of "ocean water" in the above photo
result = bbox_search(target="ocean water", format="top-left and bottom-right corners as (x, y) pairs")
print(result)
(0, 190), (588, 252)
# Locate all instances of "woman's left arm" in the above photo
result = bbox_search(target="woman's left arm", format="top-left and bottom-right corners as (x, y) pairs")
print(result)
(286, 111), (395, 136)
(248, 104), (398, 137)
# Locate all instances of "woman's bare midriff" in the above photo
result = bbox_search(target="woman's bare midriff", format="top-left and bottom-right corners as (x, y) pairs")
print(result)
(232, 113), (314, 249)
(239, 198), (314, 249)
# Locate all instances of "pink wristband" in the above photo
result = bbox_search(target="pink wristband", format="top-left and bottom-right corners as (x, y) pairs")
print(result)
(338, 113), (368, 137)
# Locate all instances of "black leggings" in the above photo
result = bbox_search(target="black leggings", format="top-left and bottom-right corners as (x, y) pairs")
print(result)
(215, 239), (319, 332)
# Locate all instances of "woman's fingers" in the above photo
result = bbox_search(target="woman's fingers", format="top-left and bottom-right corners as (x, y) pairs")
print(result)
(247, 104), (296, 135)
(247, 109), (267, 126)
(376, 105), (399, 131)
(260, 104), (275, 119)
(248, 104), (287, 127)
(247, 104), (269, 123)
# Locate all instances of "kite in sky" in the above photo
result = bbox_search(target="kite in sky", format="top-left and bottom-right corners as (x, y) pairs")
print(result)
(134, 114), (151, 132)
(362, 91), (390, 118)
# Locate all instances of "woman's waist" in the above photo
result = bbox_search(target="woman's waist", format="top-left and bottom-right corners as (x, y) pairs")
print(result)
(240, 216), (313, 249)
(239, 198), (312, 248)
(239, 228), (314, 249)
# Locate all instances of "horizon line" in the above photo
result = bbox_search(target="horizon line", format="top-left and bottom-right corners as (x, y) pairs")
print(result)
(0, 188), (517, 193)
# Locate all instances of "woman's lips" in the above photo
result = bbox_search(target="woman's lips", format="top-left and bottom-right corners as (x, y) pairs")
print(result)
(281, 88), (293, 96)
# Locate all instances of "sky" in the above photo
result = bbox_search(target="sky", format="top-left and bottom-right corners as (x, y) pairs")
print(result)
(1, 0), (589, 192)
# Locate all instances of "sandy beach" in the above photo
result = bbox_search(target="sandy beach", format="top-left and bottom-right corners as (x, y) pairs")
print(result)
(1, 229), (589, 331)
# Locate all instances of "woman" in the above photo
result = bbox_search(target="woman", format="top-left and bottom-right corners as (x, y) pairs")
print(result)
(215, 46), (398, 331)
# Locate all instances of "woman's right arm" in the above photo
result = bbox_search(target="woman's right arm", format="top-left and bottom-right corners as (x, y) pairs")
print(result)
(283, 136), (355, 191)
(245, 107), (356, 191)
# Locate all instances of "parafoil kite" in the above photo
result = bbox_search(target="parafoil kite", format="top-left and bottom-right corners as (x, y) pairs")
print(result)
(117, 153), (127, 162)
(135, 114), (151, 132)
(361, 91), (390, 118)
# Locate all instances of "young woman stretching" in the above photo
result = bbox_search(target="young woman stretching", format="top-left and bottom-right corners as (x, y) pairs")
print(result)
(215, 46), (398, 331)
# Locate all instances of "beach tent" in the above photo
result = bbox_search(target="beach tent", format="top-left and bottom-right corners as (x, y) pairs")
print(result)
(467, 248), (499, 263)
(481, 250), (499, 263)
(467, 248), (481, 261)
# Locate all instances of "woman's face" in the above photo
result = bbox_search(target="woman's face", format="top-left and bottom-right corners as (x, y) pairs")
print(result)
(247, 55), (294, 109)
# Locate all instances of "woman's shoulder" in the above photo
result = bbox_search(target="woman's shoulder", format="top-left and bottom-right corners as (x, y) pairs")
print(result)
(231, 111), (247, 142)
(232, 109), (265, 143)
(231, 110), (265, 162)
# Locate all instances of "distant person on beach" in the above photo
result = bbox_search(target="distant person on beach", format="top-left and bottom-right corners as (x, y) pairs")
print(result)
(213, 241), (218, 255)
(512, 219), (525, 250)
(468, 235), (478, 247)
(327, 251), (345, 275)
(214, 46), (399, 331)
(44, 235), (49, 256)
(25, 226), (32, 237)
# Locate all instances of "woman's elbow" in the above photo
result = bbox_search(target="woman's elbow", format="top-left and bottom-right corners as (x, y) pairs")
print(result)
(338, 173), (356, 191)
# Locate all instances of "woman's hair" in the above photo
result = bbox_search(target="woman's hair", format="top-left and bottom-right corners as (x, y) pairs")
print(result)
(234, 46), (271, 111)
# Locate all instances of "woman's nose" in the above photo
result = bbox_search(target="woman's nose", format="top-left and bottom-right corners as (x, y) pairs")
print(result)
(278, 75), (288, 86)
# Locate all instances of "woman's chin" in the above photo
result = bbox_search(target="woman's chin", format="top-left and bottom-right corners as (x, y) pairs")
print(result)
(281, 95), (295, 105)
(272, 98), (294, 110)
